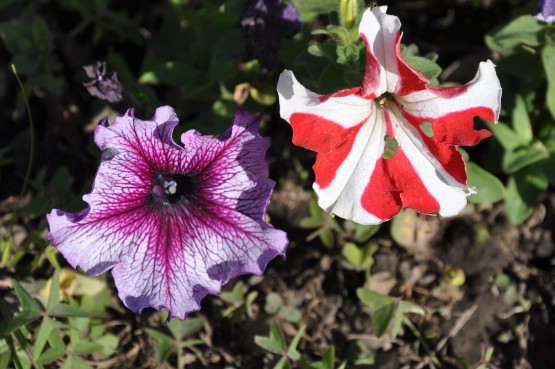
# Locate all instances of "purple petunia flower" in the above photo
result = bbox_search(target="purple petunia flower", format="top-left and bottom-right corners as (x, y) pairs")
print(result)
(46, 106), (288, 320)
(533, 0), (555, 22)
(83, 62), (123, 103)
(240, 0), (300, 73)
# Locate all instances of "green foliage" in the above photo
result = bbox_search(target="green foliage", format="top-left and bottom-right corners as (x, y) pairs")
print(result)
(219, 280), (259, 320)
(481, 14), (555, 223)
(0, 11), (61, 94)
(357, 289), (425, 338)
(485, 15), (544, 56)
(466, 162), (505, 203)
(255, 321), (307, 369)
(0, 269), (115, 368)
(145, 315), (204, 365)
(264, 293), (303, 323)
(300, 197), (341, 248)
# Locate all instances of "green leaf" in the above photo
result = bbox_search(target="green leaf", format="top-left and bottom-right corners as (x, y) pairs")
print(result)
(32, 318), (60, 358)
(95, 334), (118, 359)
(322, 345), (335, 369)
(353, 223), (380, 243)
(154, 61), (202, 87)
(336, 44), (359, 64)
(80, 289), (111, 317)
(506, 170), (548, 224)
(0, 281), (43, 336)
(299, 217), (322, 229)
(404, 56), (442, 82)
(12, 281), (41, 314)
(466, 162), (505, 203)
(220, 281), (244, 304)
(511, 95), (532, 143)
(318, 65), (348, 94)
(0, 0), (17, 8)
(292, 0), (345, 21)
(357, 289), (395, 337)
(265, 293), (284, 315)
(72, 273), (106, 297)
(144, 328), (173, 362)
(280, 306), (302, 323)
(0, 310), (41, 338)
(342, 242), (366, 269)
(274, 357), (291, 369)
(485, 15), (543, 56)
(37, 347), (65, 365)
(209, 30), (240, 82)
(287, 325), (306, 361)
(383, 135), (399, 160)
(318, 228), (334, 248)
(168, 317), (203, 340)
(63, 356), (93, 369)
(49, 303), (89, 318)
(502, 141), (549, 173)
(307, 43), (337, 62)
(486, 121), (528, 151)
(419, 121), (435, 138)
(390, 301), (425, 339)
(484, 346), (494, 362)
(22, 197), (50, 219)
(255, 320), (286, 354)
(178, 339), (204, 349)
(47, 327), (65, 351)
(390, 209), (416, 248)
(47, 269), (61, 312)
(547, 85), (555, 120)
(72, 340), (103, 355)
(542, 44), (555, 93)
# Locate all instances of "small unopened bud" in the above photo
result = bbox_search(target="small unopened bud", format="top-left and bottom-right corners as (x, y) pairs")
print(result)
(339, 0), (358, 30)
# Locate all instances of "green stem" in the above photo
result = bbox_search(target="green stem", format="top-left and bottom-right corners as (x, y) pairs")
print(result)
(2, 65), (36, 267)
(403, 317), (440, 366)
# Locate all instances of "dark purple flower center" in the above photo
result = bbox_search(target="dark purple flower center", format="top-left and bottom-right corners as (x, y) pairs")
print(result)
(151, 173), (196, 206)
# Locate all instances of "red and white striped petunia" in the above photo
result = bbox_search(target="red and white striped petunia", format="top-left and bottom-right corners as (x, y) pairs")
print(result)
(277, 6), (502, 225)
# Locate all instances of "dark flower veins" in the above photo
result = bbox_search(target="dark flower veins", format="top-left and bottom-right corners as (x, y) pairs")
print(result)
(47, 106), (288, 320)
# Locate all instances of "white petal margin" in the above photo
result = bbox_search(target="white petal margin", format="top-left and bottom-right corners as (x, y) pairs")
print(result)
(277, 70), (372, 129)
(359, 6), (402, 96)
(389, 108), (469, 217)
(316, 107), (386, 225)
(400, 60), (502, 122)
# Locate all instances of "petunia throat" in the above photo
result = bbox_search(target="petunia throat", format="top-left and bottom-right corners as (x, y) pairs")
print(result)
(151, 173), (197, 205)
(376, 91), (402, 111)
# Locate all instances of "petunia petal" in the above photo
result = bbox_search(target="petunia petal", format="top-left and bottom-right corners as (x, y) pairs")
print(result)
(48, 107), (287, 320)
(359, 6), (428, 98)
(533, 0), (555, 23)
(277, 70), (382, 218)
(400, 60), (501, 144)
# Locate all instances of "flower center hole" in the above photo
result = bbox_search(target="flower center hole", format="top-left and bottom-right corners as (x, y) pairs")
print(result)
(152, 173), (196, 205)
(377, 92), (395, 109)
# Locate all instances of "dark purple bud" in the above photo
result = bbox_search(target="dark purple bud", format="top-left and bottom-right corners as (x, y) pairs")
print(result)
(240, 0), (301, 73)
(83, 62), (123, 103)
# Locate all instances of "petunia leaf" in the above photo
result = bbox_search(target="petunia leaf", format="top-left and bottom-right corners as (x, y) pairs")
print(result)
(466, 162), (505, 204)
(506, 169), (548, 224)
(485, 15), (543, 56)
